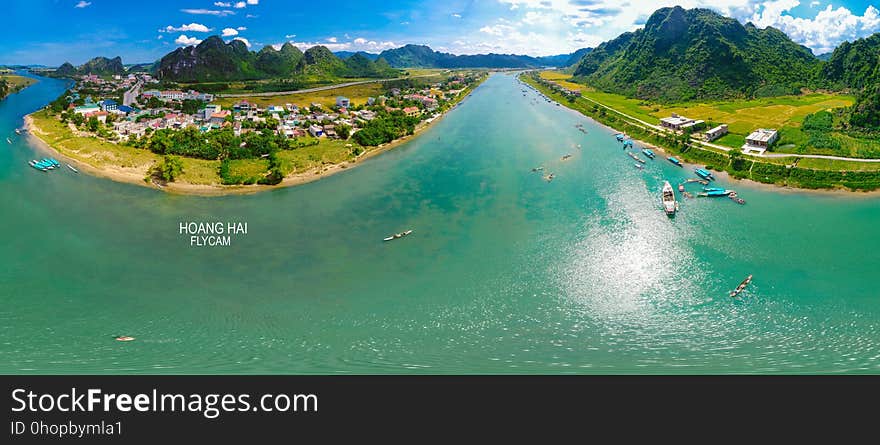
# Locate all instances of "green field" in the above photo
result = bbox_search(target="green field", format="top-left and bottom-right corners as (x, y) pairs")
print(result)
(213, 82), (387, 109)
(537, 72), (877, 158)
(524, 73), (880, 191)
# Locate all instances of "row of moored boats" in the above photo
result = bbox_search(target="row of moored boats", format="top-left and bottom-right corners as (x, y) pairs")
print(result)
(28, 157), (77, 173)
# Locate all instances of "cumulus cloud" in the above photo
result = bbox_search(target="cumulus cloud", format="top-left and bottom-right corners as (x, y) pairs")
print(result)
(74, 1), (91, 8)
(233, 37), (251, 48)
(472, 0), (880, 56)
(247, 0), (259, 4)
(222, 28), (239, 37)
(175, 35), (203, 46)
(237, 26), (247, 31)
(750, 0), (880, 53)
(162, 23), (211, 33)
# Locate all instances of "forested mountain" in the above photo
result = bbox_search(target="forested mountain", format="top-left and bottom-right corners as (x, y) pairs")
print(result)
(52, 57), (126, 77)
(157, 37), (400, 81)
(377, 44), (587, 68)
(822, 33), (880, 129)
(572, 6), (821, 101)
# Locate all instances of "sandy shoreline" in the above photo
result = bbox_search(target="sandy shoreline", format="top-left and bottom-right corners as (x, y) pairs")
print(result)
(23, 93), (463, 197)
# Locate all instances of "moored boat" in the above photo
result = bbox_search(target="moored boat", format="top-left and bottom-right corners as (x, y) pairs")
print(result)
(698, 190), (732, 197)
(668, 157), (683, 167)
(729, 192), (745, 205)
(730, 275), (753, 298)
(662, 181), (677, 216)
(67, 164), (79, 173)
(6, 138), (11, 144)
(634, 163), (644, 170)
(28, 160), (48, 172)
(642, 149), (655, 159)
(695, 168), (715, 181)
(384, 229), (413, 242)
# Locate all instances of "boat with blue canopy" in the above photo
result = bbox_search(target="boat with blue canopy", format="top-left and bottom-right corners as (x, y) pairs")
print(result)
(668, 157), (683, 167)
(695, 168), (715, 180)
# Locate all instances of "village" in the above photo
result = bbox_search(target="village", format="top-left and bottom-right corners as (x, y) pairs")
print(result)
(58, 71), (482, 147)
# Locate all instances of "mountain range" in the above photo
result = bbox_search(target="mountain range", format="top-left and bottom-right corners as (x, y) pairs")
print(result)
(374, 44), (587, 69)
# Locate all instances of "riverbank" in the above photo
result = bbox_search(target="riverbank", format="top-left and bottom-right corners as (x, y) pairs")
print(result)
(0, 74), (37, 100)
(24, 77), (484, 196)
(521, 73), (880, 193)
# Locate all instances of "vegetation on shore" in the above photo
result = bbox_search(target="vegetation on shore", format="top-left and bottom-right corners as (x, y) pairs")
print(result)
(0, 75), (37, 100)
(522, 73), (880, 191)
(539, 71), (879, 159)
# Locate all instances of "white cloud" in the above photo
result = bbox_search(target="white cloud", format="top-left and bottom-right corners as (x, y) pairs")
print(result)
(162, 23), (211, 33)
(181, 9), (235, 17)
(326, 37), (338, 43)
(233, 37), (251, 48)
(237, 26), (247, 31)
(214, 2), (231, 6)
(74, 1), (91, 8)
(234, 2), (246, 8)
(452, 13), (462, 18)
(285, 34), (296, 39)
(750, 1), (880, 53)
(246, 14), (257, 18)
(222, 28), (239, 37)
(247, 0), (259, 4)
(468, 0), (880, 56)
(175, 35), (203, 46)
(287, 39), (397, 53)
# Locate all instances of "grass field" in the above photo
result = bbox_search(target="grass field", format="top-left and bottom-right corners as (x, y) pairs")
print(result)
(537, 71), (877, 158)
(213, 82), (387, 109)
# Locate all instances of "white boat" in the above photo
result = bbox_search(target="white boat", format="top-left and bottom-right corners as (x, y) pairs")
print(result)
(384, 229), (413, 242)
(67, 164), (79, 173)
(6, 138), (11, 144)
(662, 181), (677, 216)
(15, 129), (21, 135)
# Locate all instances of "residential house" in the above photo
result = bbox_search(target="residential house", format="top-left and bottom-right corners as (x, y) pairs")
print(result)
(210, 110), (231, 126)
(100, 100), (118, 112)
(309, 124), (324, 137)
(660, 113), (703, 131)
(704, 124), (728, 142)
(336, 96), (350, 108)
(403, 106), (421, 117)
(742, 129), (778, 155)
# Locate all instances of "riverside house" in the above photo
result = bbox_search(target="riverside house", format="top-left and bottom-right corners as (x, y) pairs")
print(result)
(704, 124), (729, 142)
(742, 129), (779, 154)
(660, 113), (705, 132)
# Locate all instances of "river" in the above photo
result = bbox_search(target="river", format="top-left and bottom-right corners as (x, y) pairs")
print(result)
(1, 72), (879, 374)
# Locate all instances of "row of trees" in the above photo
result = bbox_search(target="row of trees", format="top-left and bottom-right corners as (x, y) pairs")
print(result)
(352, 111), (420, 146)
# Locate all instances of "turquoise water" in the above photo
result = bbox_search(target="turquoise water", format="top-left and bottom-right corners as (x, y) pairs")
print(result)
(1, 72), (879, 374)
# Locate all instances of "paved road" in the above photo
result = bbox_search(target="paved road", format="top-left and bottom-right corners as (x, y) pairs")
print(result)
(215, 74), (443, 98)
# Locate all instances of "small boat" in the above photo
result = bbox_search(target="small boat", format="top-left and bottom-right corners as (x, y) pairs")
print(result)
(698, 190), (732, 197)
(545, 173), (556, 182)
(634, 163), (644, 170)
(730, 275), (753, 298)
(702, 187), (726, 192)
(562, 154), (572, 161)
(695, 168), (715, 181)
(47, 158), (61, 168)
(15, 129), (22, 135)
(668, 157), (683, 167)
(39, 159), (56, 169)
(5, 138), (11, 144)
(34, 160), (53, 170)
(615, 134), (625, 142)
(531, 166), (544, 172)
(67, 164), (79, 173)
(729, 192), (745, 205)
(115, 336), (136, 342)
(678, 184), (685, 192)
(384, 230), (413, 242)
(682, 191), (694, 199)
(623, 140), (633, 149)
(662, 181), (677, 216)
(642, 149), (655, 159)
(627, 152), (646, 164)
(28, 160), (48, 172)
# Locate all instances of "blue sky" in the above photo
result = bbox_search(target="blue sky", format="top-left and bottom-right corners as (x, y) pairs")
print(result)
(4, 0), (880, 65)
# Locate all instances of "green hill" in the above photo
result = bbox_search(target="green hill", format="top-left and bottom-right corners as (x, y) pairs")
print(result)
(51, 57), (126, 78)
(377, 44), (585, 68)
(822, 33), (880, 129)
(572, 6), (821, 102)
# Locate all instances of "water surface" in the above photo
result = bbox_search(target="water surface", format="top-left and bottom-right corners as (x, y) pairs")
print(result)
(1, 72), (879, 374)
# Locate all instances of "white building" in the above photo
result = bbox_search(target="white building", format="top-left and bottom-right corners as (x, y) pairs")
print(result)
(742, 129), (779, 155)
(704, 124), (728, 142)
